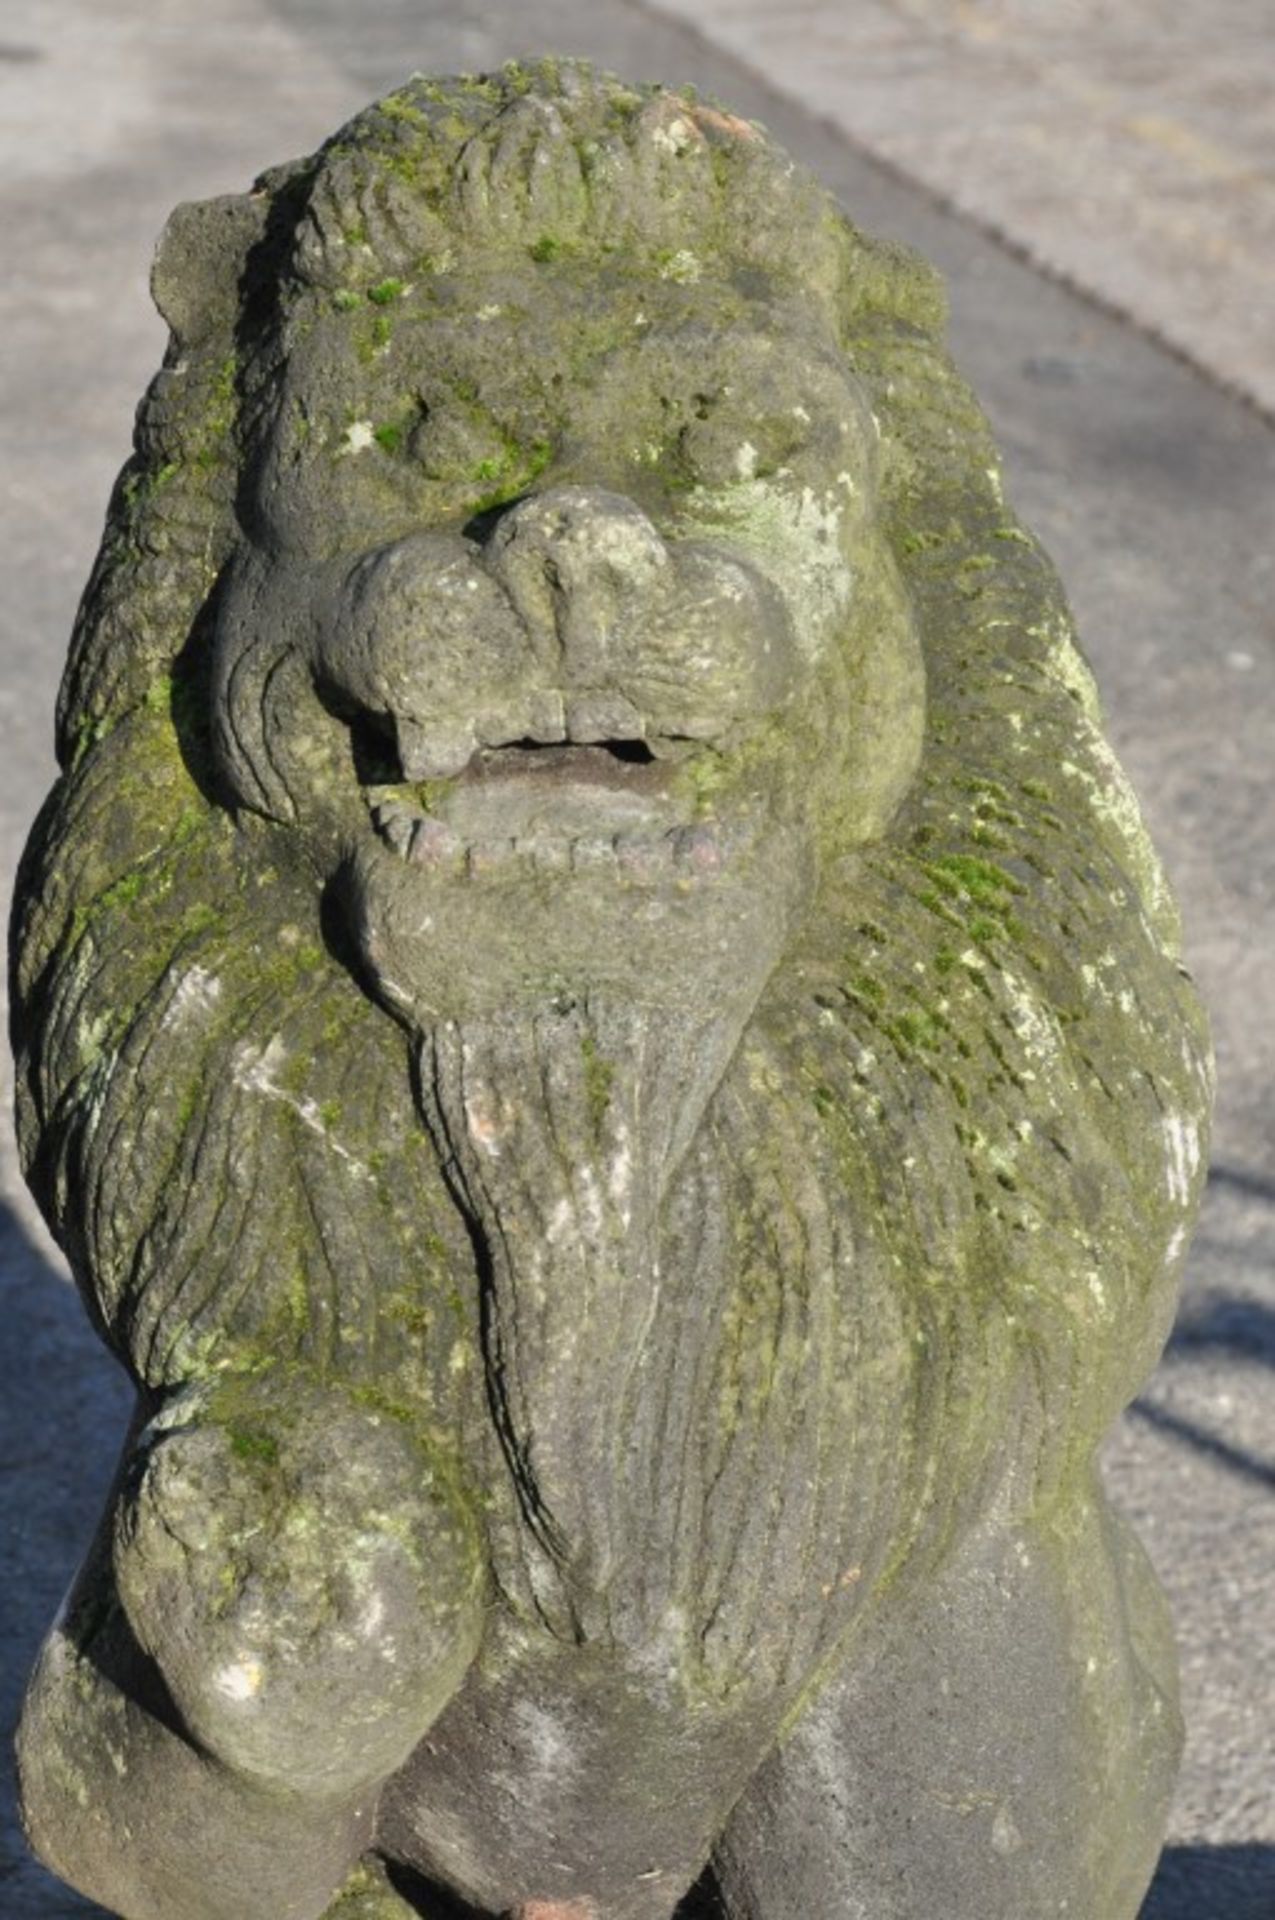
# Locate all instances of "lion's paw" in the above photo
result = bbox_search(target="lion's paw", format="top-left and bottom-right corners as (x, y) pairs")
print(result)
(114, 1377), (483, 1795)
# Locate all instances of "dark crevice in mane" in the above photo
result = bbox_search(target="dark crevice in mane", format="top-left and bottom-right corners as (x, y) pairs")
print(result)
(167, 578), (230, 809)
(231, 154), (322, 532)
(411, 1032), (574, 1620)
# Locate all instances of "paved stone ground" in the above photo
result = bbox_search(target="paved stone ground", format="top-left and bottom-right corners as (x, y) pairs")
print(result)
(1, 4), (1271, 1916)
(648, 0), (1275, 421)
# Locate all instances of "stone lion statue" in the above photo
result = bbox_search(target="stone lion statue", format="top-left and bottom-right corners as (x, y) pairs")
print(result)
(15, 59), (1211, 1920)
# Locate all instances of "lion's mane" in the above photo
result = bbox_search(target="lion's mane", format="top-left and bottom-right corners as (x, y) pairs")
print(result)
(13, 61), (1210, 1675)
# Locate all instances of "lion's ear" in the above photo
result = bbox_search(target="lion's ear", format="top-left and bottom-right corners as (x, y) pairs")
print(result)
(842, 228), (948, 338)
(151, 192), (269, 346)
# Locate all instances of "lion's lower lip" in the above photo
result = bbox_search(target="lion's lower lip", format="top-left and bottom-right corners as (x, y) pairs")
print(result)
(369, 799), (726, 880)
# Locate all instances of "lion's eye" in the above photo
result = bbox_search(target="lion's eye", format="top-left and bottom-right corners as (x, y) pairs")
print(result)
(408, 405), (555, 514)
(678, 403), (813, 489)
(408, 408), (507, 484)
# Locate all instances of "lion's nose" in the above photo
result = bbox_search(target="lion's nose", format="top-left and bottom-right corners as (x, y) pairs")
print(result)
(486, 487), (670, 680)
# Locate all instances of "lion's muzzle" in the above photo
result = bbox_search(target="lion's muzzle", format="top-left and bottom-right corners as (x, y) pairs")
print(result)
(312, 484), (803, 785)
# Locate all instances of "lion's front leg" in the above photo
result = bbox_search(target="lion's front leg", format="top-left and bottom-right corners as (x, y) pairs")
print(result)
(710, 1472), (1181, 1920)
(18, 1550), (374, 1920)
(111, 1372), (485, 1797)
(19, 1373), (485, 1920)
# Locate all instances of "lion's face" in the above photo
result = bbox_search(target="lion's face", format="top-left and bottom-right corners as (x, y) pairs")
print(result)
(212, 261), (917, 1030)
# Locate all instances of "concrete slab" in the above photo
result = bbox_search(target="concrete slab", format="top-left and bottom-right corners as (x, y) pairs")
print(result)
(644, 0), (1275, 420)
(1, 4), (1271, 1915)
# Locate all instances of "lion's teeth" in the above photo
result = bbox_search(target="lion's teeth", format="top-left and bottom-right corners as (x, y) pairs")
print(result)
(662, 715), (721, 742)
(565, 693), (645, 744)
(467, 838), (514, 875)
(374, 803), (416, 858)
(524, 835), (570, 873)
(570, 836), (616, 873)
(408, 818), (460, 866)
(397, 718), (475, 779)
(671, 823), (723, 874)
(615, 833), (665, 878)
(375, 814), (697, 878)
(475, 703), (533, 749)
(526, 689), (567, 743)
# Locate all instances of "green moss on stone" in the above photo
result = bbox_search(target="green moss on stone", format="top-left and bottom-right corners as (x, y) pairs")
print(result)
(580, 1032), (615, 1133)
(227, 1425), (280, 1467)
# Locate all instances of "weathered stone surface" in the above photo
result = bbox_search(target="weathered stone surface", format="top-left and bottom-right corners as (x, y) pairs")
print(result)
(11, 57), (1212, 1920)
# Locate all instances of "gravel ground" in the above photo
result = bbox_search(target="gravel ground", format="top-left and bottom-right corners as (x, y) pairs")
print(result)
(1, 4), (1271, 1915)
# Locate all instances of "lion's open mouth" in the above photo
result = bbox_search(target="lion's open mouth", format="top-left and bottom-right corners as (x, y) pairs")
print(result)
(462, 738), (664, 787)
(363, 732), (730, 880)
(385, 693), (714, 785)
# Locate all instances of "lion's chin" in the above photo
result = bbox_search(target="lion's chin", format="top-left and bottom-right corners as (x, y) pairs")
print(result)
(344, 815), (814, 1032)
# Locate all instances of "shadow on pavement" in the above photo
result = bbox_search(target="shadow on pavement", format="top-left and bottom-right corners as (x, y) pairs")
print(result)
(0, 1197), (130, 1919)
(1167, 1293), (1275, 1368)
(1206, 1164), (1275, 1206)
(1142, 1844), (1275, 1920)
(1128, 1399), (1275, 1491)
(1127, 1160), (1275, 1488)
